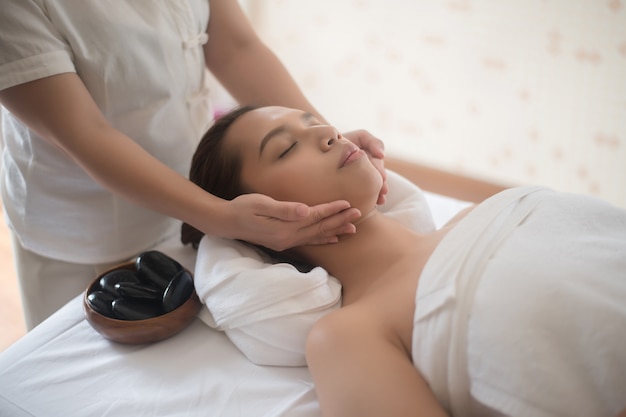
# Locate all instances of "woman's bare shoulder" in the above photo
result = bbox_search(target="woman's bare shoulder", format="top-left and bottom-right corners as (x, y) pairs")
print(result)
(309, 301), (386, 341)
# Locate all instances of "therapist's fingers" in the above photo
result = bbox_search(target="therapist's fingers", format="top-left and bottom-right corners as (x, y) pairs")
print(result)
(228, 194), (360, 251)
(257, 199), (361, 248)
(297, 204), (361, 246)
(368, 154), (388, 205)
(272, 198), (352, 222)
(377, 180), (389, 205)
(342, 129), (385, 159)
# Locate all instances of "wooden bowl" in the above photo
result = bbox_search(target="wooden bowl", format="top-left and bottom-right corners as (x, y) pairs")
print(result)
(84, 261), (201, 344)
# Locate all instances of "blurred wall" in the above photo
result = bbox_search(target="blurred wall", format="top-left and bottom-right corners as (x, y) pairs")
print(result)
(242, 0), (626, 207)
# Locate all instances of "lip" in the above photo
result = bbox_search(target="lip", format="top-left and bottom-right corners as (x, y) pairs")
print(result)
(339, 144), (366, 168)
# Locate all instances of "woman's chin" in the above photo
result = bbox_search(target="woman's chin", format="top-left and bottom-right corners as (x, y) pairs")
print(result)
(351, 180), (384, 215)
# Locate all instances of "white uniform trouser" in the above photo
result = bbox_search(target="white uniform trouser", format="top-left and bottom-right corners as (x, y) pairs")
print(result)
(10, 233), (125, 330)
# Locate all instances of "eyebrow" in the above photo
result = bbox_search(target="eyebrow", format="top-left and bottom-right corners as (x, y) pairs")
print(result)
(258, 112), (315, 157)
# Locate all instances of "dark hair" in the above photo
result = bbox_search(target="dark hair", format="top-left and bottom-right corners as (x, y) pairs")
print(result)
(181, 105), (259, 248)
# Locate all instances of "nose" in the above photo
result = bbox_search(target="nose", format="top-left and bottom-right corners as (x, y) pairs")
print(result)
(314, 127), (340, 151)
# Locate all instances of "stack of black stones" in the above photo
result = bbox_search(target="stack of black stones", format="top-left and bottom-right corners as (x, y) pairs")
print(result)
(87, 251), (195, 320)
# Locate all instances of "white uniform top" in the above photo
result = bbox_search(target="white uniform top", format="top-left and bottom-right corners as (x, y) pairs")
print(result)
(0, 0), (213, 263)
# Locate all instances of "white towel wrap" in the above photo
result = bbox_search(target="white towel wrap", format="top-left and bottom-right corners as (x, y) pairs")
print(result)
(412, 186), (626, 416)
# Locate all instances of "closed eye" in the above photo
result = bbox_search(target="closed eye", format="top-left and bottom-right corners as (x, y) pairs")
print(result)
(278, 142), (297, 159)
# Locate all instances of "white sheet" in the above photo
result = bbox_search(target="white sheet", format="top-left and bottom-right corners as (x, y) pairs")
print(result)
(0, 189), (471, 417)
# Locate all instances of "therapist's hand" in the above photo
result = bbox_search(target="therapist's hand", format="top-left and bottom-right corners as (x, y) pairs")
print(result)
(227, 193), (361, 251)
(342, 129), (388, 205)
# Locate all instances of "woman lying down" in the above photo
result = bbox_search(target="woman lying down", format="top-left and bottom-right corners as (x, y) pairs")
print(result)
(181, 105), (626, 417)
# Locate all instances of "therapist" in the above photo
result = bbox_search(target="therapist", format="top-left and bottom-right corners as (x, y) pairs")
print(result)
(0, 0), (387, 330)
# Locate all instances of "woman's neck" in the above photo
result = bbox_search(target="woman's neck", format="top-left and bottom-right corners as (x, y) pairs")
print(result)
(297, 210), (424, 302)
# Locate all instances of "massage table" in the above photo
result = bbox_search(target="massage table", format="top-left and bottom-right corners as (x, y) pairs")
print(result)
(0, 159), (505, 417)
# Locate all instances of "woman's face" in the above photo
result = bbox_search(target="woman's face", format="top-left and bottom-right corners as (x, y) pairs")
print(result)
(224, 106), (383, 211)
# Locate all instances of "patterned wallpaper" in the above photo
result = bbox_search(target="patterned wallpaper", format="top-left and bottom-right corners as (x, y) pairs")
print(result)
(243, 0), (626, 208)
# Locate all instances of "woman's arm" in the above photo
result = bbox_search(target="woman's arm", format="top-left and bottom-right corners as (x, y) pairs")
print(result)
(0, 73), (215, 226)
(204, 0), (324, 120)
(0, 73), (361, 250)
(306, 306), (449, 417)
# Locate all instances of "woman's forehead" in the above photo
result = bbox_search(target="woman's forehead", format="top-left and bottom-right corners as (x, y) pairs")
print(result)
(227, 106), (302, 147)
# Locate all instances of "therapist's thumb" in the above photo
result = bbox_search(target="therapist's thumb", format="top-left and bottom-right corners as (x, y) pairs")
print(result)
(272, 200), (352, 222)
(265, 199), (310, 221)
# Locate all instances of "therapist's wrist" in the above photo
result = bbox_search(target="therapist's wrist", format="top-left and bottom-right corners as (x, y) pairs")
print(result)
(182, 190), (235, 241)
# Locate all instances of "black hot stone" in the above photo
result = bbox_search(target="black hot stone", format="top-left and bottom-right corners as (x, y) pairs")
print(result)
(162, 270), (194, 312)
(99, 269), (141, 296)
(87, 291), (117, 317)
(111, 298), (163, 320)
(114, 281), (163, 300)
(135, 250), (183, 289)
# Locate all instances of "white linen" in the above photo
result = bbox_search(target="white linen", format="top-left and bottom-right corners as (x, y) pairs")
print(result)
(0, 0), (212, 263)
(0, 188), (471, 417)
(194, 170), (438, 366)
(412, 186), (626, 417)
(0, 300), (318, 417)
